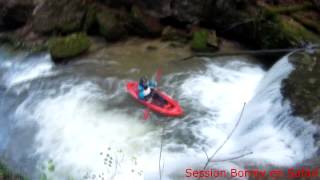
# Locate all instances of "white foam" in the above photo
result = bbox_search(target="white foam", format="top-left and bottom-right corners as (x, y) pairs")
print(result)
(4, 55), (317, 180)
(2, 54), (53, 87)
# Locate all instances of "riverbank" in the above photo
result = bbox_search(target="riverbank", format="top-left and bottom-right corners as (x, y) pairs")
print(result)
(1, 0), (320, 62)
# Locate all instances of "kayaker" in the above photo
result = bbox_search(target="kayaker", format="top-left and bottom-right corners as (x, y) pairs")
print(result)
(138, 77), (167, 106)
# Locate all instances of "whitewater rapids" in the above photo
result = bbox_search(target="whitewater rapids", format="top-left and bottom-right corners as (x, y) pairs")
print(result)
(0, 48), (317, 180)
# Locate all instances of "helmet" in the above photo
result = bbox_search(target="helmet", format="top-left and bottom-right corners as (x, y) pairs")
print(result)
(139, 76), (148, 86)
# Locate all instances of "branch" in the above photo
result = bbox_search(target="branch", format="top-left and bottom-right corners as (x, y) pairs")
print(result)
(211, 151), (253, 163)
(171, 45), (320, 63)
(201, 102), (246, 173)
(159, 123), (166, 180)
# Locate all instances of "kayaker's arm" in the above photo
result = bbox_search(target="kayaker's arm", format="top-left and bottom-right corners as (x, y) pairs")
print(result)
(148, 80), (157, 89)
(138, 85), (145, 100)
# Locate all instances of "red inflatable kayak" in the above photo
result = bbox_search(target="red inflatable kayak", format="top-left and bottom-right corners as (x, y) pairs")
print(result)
(126, 81), (184, 117)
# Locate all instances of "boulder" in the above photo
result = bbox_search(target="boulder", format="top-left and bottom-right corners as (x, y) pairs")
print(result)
(207, 31), (219, 49)
(161, 26), (190, 42)
(191, 28), (209, 51)
(282, 50), (320, 124)
(259, 15), (320, 48)
(32, 0), (87, 34)
(134, 0), (172, 18)
(191, 28), (219, 51)
(129, 6), (163, 37)
(0, 0), (34, 30)
(48, 33), (91, 61)
(96, 7), (128, 41)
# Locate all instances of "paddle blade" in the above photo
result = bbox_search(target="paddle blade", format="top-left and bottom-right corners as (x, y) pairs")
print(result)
(155, 68), (162, 83)
(143, 109), (150, 120)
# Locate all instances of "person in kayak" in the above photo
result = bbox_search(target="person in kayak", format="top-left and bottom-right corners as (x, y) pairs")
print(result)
(138, 76), (167, 106)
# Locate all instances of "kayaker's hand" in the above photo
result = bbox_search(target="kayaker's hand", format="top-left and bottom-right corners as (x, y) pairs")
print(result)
(149, 80), (157, 88)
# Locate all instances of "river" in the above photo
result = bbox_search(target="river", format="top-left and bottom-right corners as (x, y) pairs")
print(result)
(0, 43), (317, 180)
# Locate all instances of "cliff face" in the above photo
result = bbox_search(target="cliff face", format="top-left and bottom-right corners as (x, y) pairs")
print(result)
(0, 0), (320, 58)
(282, 49), (320, 124)
(0, 0), (34, 30)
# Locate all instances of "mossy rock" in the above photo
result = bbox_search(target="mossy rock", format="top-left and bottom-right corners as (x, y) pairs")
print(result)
(257, 15), (320, 49)
(262, 2), (313, 14)
(48, 33), (91, 60)
(292, 11), (320, 34)
(191, 29), (208, 51)
(96, 7), (128, 41)
(282, 50), (320, 123)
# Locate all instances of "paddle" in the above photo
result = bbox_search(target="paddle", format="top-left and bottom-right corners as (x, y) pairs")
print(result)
(143, 69), (162, 120)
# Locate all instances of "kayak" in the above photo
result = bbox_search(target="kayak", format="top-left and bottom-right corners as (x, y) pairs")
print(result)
(126, 81), (184, 117)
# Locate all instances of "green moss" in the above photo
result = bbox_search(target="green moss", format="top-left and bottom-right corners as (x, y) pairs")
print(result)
(282, 51), (320, 122)
(191, 29), (209, 51)
(292, 13), (320, 34)
(48, 33), (91, 60)
(263, 2), (313, 14)
(47, 160), (55, 173)
(280, 17), (320, 45)
(256, 15), (320, 49)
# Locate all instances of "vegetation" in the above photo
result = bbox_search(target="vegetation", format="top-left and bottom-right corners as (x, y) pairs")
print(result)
(48, 33), (91, 60)
(262, 2), (314, 14)
(0, 161), (26, 180)
(191, 29), (209, 51)
(282, 50), (320, 123)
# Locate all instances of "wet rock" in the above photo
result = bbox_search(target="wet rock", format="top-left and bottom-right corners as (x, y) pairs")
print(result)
(83, 4), (98, 33)
(0, 0), (34, 30)
(96, 7), (128, 41)
(145, 45), (157, 51)
(48, 33), (91, 61)
(32, 0), (87, 34)
(240, 13), (320, 49)
(129, 6), (163, 37)
(161, 26), (190, 43)
(281, 50), (320, 124)
(134, 0), (172, 18)
(313, 0), (320, 11)
(207, 31), (219, 49)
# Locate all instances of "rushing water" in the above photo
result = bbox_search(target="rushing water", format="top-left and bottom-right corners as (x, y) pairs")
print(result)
(0, 46), (318, 180)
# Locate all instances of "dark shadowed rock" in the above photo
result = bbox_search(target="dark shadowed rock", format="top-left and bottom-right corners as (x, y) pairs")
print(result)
(0, 0), (34, 30)
(282, 50), (320, 124)
(129, 6), (163, 37)
(32, 0), (87, 34)
(96, 6), (128, 41)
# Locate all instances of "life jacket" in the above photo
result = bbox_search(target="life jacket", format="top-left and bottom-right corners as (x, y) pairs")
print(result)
(138, 80), (156, 100)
